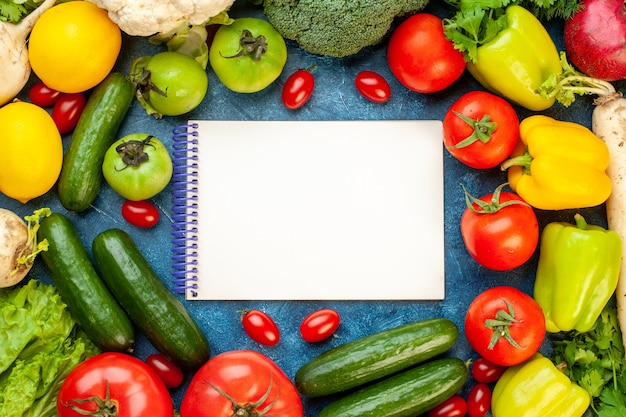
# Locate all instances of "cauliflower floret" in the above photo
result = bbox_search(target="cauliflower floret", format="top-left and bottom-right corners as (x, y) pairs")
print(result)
(86, 0), (235, 36)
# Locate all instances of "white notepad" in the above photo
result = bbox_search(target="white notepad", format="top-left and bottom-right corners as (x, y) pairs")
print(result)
(172, 120), (444, 300)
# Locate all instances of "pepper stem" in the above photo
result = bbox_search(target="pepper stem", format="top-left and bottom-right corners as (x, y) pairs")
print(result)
(485, 299), (524, 350)
(500, 150), (532, 173)
(574, 213), (588, 230)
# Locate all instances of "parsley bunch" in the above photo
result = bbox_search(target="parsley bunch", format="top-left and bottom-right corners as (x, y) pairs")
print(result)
(551, 306), (626, 417)
(0, 0), (46, 23)
(443, 0), (581, 20)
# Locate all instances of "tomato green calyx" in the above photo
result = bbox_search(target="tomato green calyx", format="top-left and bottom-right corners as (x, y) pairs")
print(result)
(209, 374), (280, 417)
(11, 207), (51, 276)
(450, 111), (497, 148)
(484, 298), (524, 350)
(62, 380), (118, 416)
(114, 135), (156, 170)
(221, 29), (267, 61)
(462, 182), (528, 214)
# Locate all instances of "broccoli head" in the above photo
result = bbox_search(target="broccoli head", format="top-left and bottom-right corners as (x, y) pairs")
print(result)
(262, 0), (430, 57)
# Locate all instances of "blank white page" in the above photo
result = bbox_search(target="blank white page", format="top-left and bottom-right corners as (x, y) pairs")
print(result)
(184, 120), (444, 300)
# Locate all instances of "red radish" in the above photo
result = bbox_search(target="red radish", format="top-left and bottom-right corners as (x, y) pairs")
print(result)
(564, 0), (626, 81)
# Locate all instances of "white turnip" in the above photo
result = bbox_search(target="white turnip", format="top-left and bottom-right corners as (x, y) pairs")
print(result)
(564, 0), (626, 81)
(0, 0), (56, 106)
(0, 207), (50, 288)
(592, 92), (626, 355)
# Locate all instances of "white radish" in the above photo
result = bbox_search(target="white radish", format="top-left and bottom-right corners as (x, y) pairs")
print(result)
(0, 0), (57, 106)
(592, 91), (626, 355)
(0, 207), (50, 288)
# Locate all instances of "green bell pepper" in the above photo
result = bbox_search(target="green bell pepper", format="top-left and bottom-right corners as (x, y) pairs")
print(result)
(492, 353), (590, 417)
(533, 214), (622, 333)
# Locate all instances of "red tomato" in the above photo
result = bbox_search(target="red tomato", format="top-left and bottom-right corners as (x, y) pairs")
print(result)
(354, 70), (391, 103)
(465, 286), (546, 367)
(29, 81), (62, 107)
(180, 350), (303, 417)
(428, 395), (467, 417)
(460, 184), (538, 271)
(467, 383), (491, 417)
(145, 353), (185, 389)
(57, 352), (173, 417)
(51, 92), (86, 134)
(122, 200), (160, 228)
(471, 357), (507, 383)
(282, 68), (315, 109)
(387, 13), (466, 93)
(443, 91), (519, 169)
(241, 309), (280, 346)
(300, 308), (340, 342)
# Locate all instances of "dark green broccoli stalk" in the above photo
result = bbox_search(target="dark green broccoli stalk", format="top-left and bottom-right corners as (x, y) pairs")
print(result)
(262, 0), (430, 57)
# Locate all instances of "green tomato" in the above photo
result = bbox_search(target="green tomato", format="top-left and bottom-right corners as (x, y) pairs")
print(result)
(132, 51), (208, 117)
(102, 133), (173, 201)
(209, 17), (287, 93)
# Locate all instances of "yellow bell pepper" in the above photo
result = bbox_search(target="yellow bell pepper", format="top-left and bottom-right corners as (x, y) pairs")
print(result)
(492, 354), (590, 417)
(501, 115), (611, 210)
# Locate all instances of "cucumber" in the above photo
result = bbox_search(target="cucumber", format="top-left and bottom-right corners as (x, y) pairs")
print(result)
(38, 213), (135, 352)
(295, 317), (458, 397)
(57, 72), (134, 212)
(91, 228), (210, 369)
(318, 357), (468, 417)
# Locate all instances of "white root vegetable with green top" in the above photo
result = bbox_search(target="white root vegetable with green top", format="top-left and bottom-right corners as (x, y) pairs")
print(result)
(0, 0), (56, 106)
(592, 90), (626, 356)
(0, 208), (50, 288)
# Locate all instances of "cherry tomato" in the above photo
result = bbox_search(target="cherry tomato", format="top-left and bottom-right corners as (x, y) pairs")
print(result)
(300, 308), (340, 342)
(29, 81), (62, 107)
(146, 353), (185, 389)
(465, 286), (546, 367)
(241, 309), (280, 346)
(282, 68), (315, 109)
(387, 13), (466, 93)
(443, 91), (519, 169)
(57, 352), (173, 417)
(428, 395), (467, 417)
(460, 183), (539, 271)
(122, 200), (160, 228)
(354, 70), (391, 103)
(51, 92), (86, 134)
(180, 350), (303, 417)
(471, 357), (507, 383)
(467, 383), (491, 417)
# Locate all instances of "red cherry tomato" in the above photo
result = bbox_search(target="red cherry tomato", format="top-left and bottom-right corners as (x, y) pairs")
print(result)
(145, 353), (185, 389)
(471, 357), (507, 383)
(241, 309), (280, 346)
(51, 92), (86, 134)
(387, 13), (466, 93)
(282, 68), (315, 109)
(29, 81), (62, 107)
(354, 70), (391, 103)
(428, 395), (467, 417)
(467, 383), (491, 417)
(300, 308), (340, 342)
(121, 200), (160, 228)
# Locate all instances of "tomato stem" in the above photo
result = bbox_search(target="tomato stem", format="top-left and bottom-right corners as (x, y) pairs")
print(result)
(221, 29), (268, 61)
(450, 111), (497, 148)
(462, 182), (529, 214)
(61, 380), (118, 416)
(114, 135), (156, 170)
(209, 373), (279, 417)
(484, 299), (524, 350)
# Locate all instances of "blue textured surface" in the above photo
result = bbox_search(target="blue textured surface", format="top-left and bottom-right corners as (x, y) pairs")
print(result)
(9, 1), (614, 415)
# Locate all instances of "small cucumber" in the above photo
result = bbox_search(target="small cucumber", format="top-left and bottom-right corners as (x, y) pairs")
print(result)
(57, 72), (134, 212)
(38, 213), (135, 352)
(91, 228), (210, 369)
(318, 357), (468, 417)
(295, 317), (458, 397)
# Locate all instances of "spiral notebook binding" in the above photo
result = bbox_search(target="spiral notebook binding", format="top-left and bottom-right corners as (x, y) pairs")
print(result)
(170, 123), (200, 297)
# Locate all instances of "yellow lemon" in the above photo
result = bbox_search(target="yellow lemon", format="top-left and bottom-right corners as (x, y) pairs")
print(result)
(28, 1), (122, 93)
(0, 101), (63, 203)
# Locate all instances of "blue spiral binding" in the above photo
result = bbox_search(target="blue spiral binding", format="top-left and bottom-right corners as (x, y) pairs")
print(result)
(171, 123), (200, 297)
